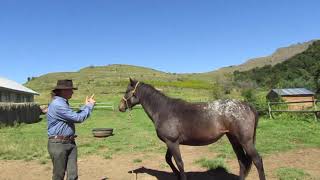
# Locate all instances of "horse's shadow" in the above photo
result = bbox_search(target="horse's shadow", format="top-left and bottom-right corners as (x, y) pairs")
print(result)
(129, 166), (238, 180)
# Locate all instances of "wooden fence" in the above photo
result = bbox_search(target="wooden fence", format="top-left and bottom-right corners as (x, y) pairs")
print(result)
(0, 103), (41, 126)
(268, 100), (319, 121)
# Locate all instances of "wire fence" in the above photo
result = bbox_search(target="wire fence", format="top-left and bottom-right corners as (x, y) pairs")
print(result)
(70, 102), (115, 111)
(268, 100), (320, 121)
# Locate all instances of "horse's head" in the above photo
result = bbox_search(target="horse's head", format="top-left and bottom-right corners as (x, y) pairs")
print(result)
(118, 78), (141, 112)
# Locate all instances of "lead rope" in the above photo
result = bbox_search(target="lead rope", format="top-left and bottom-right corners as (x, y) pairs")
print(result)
(129, 100), (135, 179)
(130, 110), (136, 180)
(122, 83), (140, 179)
(123, 92), (134, 179)
(129, 110), (133, 121)
(131, 82), (140, 179)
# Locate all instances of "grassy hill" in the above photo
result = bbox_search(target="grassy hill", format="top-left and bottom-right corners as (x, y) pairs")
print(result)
(25, 64), (215, 104)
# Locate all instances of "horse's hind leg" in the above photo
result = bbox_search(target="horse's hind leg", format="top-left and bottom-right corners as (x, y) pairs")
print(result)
(166, 141), (186, 180)
(227, 134), (252, 180)
(242, 141), (266, 180)
(165, 148), (180, 176)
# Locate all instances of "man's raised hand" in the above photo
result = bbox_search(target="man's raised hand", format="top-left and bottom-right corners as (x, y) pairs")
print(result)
(85, 94), (96, 105)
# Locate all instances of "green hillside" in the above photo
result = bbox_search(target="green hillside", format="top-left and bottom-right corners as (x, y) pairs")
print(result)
(25, 64), (216, 104)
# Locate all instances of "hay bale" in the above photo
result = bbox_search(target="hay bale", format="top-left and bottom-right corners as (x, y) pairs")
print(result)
(0, 103), (41, 126)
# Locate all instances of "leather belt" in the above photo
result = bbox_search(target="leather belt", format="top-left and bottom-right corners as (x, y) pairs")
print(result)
(49, 135), (77, 141)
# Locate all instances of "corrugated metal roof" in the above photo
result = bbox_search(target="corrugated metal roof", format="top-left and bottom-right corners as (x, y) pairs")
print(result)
(0, 77), (39, 95)
(271, 88), (315, 96)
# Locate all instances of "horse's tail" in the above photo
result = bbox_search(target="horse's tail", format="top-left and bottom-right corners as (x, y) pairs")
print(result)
(252, 105), (259, 145)
(244, 104), (259, 177)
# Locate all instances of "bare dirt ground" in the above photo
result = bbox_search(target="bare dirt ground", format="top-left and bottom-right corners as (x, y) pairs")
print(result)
(1, 146), (319, 180)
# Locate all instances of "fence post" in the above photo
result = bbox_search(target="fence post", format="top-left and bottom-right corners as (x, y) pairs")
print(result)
(314, 99), (318, 121)
(268, 102), (273, 119)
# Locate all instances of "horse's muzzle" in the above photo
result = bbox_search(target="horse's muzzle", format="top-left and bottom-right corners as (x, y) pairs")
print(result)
(119, 107), (126, 112)
(118, 101), (127, 112)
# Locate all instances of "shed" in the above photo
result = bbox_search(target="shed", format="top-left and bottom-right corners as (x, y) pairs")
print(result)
(266, 88), (315, 110)
(0, 77), (40, 125)
(0, 77), (39, 102)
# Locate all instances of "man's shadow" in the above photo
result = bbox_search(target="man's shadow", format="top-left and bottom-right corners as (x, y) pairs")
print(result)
(129, 166), (238, 180)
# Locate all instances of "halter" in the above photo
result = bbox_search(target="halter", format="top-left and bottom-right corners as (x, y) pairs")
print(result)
(122, 81), (140, 110)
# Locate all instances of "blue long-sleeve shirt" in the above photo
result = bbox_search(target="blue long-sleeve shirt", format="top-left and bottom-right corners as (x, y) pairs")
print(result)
(47, 96), (94, 137)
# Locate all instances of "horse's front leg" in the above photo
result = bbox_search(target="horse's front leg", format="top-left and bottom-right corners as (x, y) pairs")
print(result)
(166, 141), (186, 180)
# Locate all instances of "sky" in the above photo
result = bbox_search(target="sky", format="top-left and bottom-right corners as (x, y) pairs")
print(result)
(1, 0), (320, 83)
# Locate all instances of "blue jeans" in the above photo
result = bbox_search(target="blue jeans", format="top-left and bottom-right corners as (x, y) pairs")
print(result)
(48, 139), (78, 180)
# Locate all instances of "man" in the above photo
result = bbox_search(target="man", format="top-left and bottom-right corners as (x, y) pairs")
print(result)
(47, 79), (96, 180)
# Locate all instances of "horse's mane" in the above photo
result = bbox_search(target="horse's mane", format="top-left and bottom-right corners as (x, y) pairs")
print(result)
(138, 82), (189, 108)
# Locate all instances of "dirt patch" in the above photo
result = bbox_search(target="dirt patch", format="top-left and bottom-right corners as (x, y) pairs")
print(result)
(1, 147), (319, 180)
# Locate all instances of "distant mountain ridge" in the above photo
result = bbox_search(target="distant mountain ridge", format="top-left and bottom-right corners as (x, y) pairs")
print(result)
(208, 40), (315, 75)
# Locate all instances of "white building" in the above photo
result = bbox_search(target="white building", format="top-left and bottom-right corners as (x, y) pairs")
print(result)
(0, 77), (39, 103)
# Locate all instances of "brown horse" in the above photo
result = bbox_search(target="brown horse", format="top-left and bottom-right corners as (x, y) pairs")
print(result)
(119, 79), (265, 180)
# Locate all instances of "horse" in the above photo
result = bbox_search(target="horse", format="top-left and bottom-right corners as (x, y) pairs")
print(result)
(118, 78), (266, 180)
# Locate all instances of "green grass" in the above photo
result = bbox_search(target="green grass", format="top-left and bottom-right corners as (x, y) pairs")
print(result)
(0, 108), (166, 163)
(276, 167), (311, 180)
(133, 158), (142, 163)
(194, 157), (229, 171)
(0, 106), (320, 164)
(256, 114), (320, 153)
(0, 119), (49, 162)
(72, 108), (167, 158)
(208, 114), (320, 159)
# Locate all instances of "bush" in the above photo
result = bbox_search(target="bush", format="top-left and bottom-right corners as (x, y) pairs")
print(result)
(241, 89), (268, 115)
(195, 157), (229, 171)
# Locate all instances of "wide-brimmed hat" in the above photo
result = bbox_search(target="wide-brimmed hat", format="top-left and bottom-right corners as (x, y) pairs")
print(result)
(53, 79), (78, 90)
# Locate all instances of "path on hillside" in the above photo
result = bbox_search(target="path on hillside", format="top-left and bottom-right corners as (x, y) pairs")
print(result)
(1, 147), (319, 180)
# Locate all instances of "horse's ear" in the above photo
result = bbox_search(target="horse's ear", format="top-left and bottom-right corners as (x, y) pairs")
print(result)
(129, 77), (135, 86)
